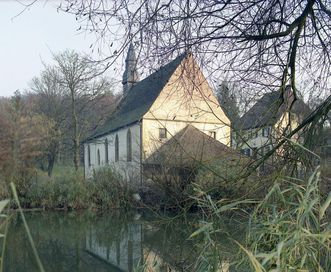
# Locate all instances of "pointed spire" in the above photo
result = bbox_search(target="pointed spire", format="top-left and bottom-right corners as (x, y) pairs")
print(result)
(122, 43), (139, 95)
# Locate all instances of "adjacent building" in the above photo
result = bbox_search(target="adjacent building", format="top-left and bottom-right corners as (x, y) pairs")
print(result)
(234, 86), (310, 159)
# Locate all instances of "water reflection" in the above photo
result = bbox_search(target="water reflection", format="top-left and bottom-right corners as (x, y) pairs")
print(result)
(86, 222), (142, 271)
(4, 211), (239, 272)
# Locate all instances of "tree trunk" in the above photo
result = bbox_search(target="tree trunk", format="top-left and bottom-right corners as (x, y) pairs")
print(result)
(70, 88), (80, 171)
(47, 153), (55, 177)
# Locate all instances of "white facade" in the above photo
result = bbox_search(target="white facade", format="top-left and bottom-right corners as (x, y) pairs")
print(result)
(84, 54), (232, 183)
(235, 112), (300, 158)
(84, 123), (141, 181)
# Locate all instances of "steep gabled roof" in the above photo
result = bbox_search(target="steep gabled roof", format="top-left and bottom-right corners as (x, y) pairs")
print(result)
(237, 91), (310, 130)
(87, 53), (187, 141)
(144, 125), (244, 166)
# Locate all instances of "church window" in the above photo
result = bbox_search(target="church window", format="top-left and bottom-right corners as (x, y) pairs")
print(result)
(127, 129), (132, 162)
(105, 139), (109, 164)
(159, 128), (167, 139)
(87, 145), (91, 167)
(97, 149), (100, 165)
(115, 134), (119, 162)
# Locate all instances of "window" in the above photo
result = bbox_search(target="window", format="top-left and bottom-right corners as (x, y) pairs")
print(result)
(241, 148), (251, 157)
(262, 127), (271, 137)
(209, 131), (216, 139)
(97, 149), (100, 165)
(159, 128), (167, 139)
(87, 145), (91, 167)
(115, 134), (119, 162)
(264, 146), (271, 154)
(105, 139), (109, 164)
(261, 145), (271, 156)
(127, 129), (132, 162)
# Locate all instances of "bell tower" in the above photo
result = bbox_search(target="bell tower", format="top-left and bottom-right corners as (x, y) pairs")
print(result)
(122, 43), (139, 95)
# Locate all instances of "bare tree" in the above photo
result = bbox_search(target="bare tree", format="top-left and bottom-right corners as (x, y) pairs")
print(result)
(59, 0), (331, 173)
(51, 50), (110, 171)
(60, 1), (330, 99)
(29, 51), (118, 173)
(30, 66), (65, 175)
(0, 91), (57, 192)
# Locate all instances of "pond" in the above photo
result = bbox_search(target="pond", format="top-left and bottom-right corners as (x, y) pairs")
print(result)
(3, 211), (244, 272)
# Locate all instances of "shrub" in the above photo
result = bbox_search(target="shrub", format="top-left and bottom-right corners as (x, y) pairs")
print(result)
(194, 158), (262, 200)
(89, 167), (135, 210)
(26, 172), (89, 209)
(20, 166), (136, 210)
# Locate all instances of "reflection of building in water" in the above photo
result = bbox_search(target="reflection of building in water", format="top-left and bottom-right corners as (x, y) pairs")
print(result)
(85, 223), (142, 272)
(85, 221), (230, 272)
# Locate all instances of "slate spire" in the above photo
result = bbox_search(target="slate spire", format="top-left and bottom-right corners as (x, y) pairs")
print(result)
(122, 43), (139, 95)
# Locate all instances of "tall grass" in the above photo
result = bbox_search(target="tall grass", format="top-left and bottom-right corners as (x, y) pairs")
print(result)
(239, 167), (331, 271)
(190, 166), (331, 271)
(10, 183), (45, 272)
(0, 199), (9, 272)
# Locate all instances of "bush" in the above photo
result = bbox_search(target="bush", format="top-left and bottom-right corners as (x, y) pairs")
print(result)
(195, 158), (262, 199)
(26, 171), (89, 209)
(12, 166), (136, 210)
(89, 167), (135, 210)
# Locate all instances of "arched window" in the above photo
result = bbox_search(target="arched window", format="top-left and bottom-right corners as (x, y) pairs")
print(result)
(87, 145), (91, 167)
(97, 149), (100, 165)
(115, 134), (119, 162)
(127, 129), (132, 162)
(105, 138), (109, 164)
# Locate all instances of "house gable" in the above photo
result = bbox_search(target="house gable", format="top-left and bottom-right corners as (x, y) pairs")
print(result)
(144, 54), (230, 125)
(237, 91), (310, 131)
(141, 54), (231, 157)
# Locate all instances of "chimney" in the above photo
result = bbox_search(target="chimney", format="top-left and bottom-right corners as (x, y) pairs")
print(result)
(122, 43), (139, 95)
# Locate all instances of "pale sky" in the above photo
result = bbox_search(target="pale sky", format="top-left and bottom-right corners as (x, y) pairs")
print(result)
(0, 0), (111, 97)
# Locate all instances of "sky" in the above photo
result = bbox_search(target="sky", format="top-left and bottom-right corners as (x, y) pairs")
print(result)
(0, 0), (110, 97)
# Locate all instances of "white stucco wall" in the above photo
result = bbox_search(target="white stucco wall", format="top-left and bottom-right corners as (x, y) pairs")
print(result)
(142, 54), (231, 158)
(142, 119), (230, 159)
(235, 112), (301, 157)
(84, 123), (141, 183)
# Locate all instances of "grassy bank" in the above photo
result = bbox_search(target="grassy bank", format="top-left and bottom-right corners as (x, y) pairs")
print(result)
(0, 166), (136, 210)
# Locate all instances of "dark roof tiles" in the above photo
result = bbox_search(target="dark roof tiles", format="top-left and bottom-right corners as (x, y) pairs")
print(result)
(236, 91), (310, 130)
(87, 53), (187, 140)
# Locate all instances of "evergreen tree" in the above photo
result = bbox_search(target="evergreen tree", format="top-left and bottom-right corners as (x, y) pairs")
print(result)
(216, 81), (240, 125)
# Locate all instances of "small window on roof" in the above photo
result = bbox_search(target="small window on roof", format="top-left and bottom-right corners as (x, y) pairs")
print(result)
(159, 128), (167, 139)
